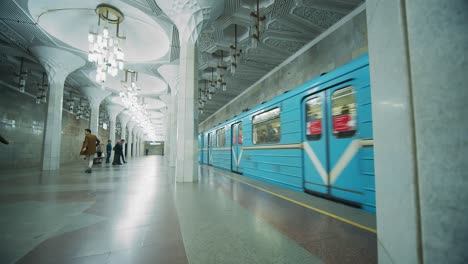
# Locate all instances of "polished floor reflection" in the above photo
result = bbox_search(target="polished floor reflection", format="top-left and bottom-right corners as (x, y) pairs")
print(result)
(0, 156), (376, 264)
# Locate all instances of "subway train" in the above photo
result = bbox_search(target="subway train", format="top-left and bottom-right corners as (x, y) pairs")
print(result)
(199, 54), (375, 213)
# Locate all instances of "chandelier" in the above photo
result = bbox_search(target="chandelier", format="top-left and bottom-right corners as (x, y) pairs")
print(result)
(16, 57), (28, 93)
(230, 24), (242, 75)
(88, 4), (125, 84)
(119, 70), (155, 139)
(198, 80), (209, 114)
(35, 72), (48, 104)
(250, 0), (266, 49)
(216, 51), (227, 91)
(209, 68), (217, 99)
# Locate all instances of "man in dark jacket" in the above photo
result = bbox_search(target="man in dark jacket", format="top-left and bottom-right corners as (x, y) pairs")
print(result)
(80, 129), (100, 173)
(112, 140), (123, 165)
(106, 140), (112, 163)
(120, 139), (127, 163)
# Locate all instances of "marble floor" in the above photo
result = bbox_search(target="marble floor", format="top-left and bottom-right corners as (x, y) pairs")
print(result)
(0, 156), (377, 264)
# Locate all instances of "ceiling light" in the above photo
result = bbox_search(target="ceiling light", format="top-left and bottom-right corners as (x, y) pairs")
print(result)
(16, 57), (28, 93)
(230, 24), (242, 75)
(250, 0), (266, 49)
(88, 4), (125, 84)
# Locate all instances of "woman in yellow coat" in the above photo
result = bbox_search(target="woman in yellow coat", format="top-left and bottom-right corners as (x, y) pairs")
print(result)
(80, 129), (100, 173)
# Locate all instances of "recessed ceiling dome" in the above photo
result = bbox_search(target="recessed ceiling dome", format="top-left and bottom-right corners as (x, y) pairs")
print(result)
(28, 0), (170, 62)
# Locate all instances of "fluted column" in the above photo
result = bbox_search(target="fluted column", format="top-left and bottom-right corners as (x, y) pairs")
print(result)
(135, 128), (140, 157)
(158, 66), (179, 167)
(156, 0), (223, 182)
(118, 111), (131, 157)
(127, 121), (136, 157)
(80, 87), (111, 135)
(30, 46), (85, 171)
(174, 42), (199, 182)
(139, 131), (143, 156)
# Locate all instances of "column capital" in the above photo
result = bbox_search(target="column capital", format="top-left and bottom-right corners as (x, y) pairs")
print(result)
(118, 111), (131, 128)
(158, 64), (180, 94)
(106, 104), (125, 122)
(127, 121), (137, 131)
(155, 0), (223, 43)
(29, 46), (85, 83)
(80, 86), (112, 110)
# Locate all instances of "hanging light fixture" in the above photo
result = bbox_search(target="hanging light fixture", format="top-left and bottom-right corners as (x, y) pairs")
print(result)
(17, 57), (28, 93)
(36, 73), (48, 104)
(217, 51), (227, 89)
(88, 4), (126, 84)
(119, 70), (155, 137)
(209, 68), (216, 100)
(230, 24), (242, 75)
(250, 0), (266, 49)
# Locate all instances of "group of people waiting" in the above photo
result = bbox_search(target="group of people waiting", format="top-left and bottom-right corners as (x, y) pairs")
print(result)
(106, 139), (126, 165)
(80, 128), (128, 173)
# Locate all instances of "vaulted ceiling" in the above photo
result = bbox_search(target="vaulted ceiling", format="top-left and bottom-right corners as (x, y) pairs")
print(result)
(0, 0), (363, 138)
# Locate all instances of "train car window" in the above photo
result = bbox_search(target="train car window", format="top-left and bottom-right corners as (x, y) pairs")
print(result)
(239, 124), (243, 145)
(331, 86), (357, 138)
(209, 132), (215, 146)
(216, 128), (226, 147)
(305, 97), (322, 141)
(252, 108), (281, 144)
(232, 126), (237, 145)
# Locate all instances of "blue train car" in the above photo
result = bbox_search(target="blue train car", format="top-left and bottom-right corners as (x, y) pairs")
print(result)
(200, 55), (375, 212)
(198, 134), (204, 163)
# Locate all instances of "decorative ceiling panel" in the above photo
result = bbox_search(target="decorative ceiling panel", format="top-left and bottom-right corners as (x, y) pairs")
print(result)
(196, 0), (362, 122)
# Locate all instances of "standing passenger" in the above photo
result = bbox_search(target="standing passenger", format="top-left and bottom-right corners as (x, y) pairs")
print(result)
(112, 140), (123, 165)
(120, 139), (127, 163)
(106, 140), (112, 163)
(80, 129), (100, 173)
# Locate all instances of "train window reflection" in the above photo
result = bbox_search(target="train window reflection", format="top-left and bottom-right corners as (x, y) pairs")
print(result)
(253, 108), (281, 144)
(238, 124), (243, 145)
(305, 97), (322, 141)
(209, 132), (215, 147)
(232, 123), (243, 145)
(216, 128), (226, 147)
(332, 86), (357, 138)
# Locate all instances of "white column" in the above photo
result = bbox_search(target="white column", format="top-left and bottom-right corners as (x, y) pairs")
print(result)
(158, 66), (180, 167)
(30, 46), (85, 171)
(80, 87), (111, 135)
(160, 100), (171, 160)
(127, 122), (136, 157)
(139, 131), (143, 156)
(135, 129), (140, 157)
(367, 1), (468, 263)
(168, 94), (178, 167)
(118, 112), (131, 157)
(174, 42), (198, 182)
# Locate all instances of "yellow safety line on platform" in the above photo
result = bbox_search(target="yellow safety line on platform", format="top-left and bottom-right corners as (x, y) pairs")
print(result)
(216, 170), (377, 234)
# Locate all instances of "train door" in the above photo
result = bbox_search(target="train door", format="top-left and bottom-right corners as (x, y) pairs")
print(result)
(303, 92), (329, 195)
(207, 132), (213, 165)
(231, 122), (243, 173)
(303, 82), (364, 206)
(327, 85), (362, 204)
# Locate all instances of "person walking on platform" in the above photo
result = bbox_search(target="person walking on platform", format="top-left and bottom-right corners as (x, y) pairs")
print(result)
(112, 140), (123, 165)
(120, 139), (127, 163)
(80, 129), (100, 173)
(106, 140), (112, 163)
